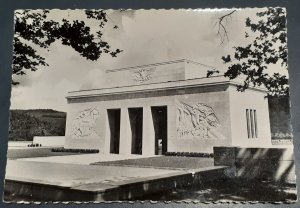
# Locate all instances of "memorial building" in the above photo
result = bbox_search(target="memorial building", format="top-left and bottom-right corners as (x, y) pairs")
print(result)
(64, 59), (272, 154)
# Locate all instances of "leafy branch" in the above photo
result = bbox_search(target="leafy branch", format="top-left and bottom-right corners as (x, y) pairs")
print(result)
(13, 9), (123, 85)
(220, 8), (288, 96)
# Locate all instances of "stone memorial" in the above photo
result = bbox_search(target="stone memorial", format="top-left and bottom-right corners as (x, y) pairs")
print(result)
(64, 59), (272, 154)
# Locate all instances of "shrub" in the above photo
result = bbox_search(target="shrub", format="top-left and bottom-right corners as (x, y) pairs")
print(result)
(165, 152), (214, 158)
(51, 148), (99, 154)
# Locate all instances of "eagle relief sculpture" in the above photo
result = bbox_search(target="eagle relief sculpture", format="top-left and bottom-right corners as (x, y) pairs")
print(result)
(72, 107), (100, 138)
(132, 67), (155, 83)
(176, 101), (220, 139)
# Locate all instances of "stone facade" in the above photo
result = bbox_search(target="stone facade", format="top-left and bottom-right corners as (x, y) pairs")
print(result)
(64, 59), (272, 154)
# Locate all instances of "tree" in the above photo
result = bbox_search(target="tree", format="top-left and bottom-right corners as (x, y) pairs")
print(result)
(215, 8), (288, 96)
(13, 9), (122, 85)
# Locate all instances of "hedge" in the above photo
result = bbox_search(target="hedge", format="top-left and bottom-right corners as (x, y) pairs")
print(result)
(165, 152), (214, 158)
(51, 148), (99, 153)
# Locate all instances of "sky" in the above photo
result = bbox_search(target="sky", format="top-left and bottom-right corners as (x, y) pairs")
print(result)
(10, 8), (287, 111)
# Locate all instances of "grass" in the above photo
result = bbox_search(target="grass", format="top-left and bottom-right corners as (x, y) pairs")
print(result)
(92, 156), (214, 170)
(7, 147), (86, 159)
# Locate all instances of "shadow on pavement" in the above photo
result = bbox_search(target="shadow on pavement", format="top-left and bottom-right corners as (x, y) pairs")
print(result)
(133, 178), (297, 202)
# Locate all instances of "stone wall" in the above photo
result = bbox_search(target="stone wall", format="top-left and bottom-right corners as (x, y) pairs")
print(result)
(228, 86), (272, 147)
(64, 84), (272, 154)
(64, 86), (233, 154)
(104, 60), (186, 88)
(103, 59), (215, 88)
(214, 146), (296, 183)
(170, 90), (232, 153)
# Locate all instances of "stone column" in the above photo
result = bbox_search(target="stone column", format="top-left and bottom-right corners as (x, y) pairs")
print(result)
(119, 108), (132, 154)
(142, 106), (155, 155)
(103, 111), (111, 154)
(167, 104), (175, 153)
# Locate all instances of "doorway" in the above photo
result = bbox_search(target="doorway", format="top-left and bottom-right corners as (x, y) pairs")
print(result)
(107, 109), (121, 154)
(128, 108), (143, 154)
(151, 106), (168, 155)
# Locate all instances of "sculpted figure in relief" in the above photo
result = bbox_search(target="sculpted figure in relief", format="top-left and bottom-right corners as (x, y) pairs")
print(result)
(176, 101), (220, 139)
(72, 107), (100, 138)
(132, 67), (155, 83)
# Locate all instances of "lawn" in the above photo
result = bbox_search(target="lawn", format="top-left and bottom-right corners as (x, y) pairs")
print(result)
(7, 147), (85, 159)
(92, 156), (214, 170)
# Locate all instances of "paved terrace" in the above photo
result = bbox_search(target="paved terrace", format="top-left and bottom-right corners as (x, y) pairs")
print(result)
(17, 153), (155, 164)
(5, 159), (227, 201)
(5, 149), (226, 201)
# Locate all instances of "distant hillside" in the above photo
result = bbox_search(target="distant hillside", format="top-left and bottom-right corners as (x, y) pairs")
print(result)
(9, 109), (66, 141)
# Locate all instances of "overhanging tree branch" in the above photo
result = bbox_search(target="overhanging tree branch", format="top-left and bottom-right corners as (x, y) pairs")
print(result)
(12, 9), (122, 85)
(221, 8), (288, 96)
(216, 10), (236, 44)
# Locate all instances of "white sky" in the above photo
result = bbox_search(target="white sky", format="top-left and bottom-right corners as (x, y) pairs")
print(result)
(11, 8), (287, 111)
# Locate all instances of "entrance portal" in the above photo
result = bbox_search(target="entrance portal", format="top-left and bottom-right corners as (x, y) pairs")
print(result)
(151, 106), (168, 155)
(129, 108), (143, 154)
(107, 109), (121, 154)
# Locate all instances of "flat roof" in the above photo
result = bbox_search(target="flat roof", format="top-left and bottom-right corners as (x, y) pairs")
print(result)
(67, 75), (267, 99)
(105, 59), (216, 73)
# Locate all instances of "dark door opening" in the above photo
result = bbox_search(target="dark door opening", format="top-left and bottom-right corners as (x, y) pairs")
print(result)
(107, 109), (121, 154)
(151, 106), (168, 155)
(129, 108), (143, 155)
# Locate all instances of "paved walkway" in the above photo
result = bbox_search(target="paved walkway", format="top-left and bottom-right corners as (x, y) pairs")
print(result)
(5, 159), (227, 201)
(6, 160), (181, 188)
(17, 153), (159, 165)
(5, 155), (228, 201)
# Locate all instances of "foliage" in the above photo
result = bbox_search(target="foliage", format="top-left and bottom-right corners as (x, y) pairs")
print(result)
(9, 109), (66, 141)
(13, 9), (122, 84)
(268, 95), (292, 139)
(52, 148), (99, 153)
(220, 8), (288, 96)
(165, 152), (214, 158)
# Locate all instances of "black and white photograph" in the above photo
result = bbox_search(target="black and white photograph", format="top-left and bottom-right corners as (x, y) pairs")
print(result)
(3, 8), (297, 202)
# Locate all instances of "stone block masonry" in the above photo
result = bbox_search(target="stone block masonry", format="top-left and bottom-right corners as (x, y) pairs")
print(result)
(214, 146), (295, 183)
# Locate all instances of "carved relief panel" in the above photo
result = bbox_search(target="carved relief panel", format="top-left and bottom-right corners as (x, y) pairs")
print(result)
(132, 67), (156, 83)
(72, 107), (100, 139)
(176, 101), (220, 139)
